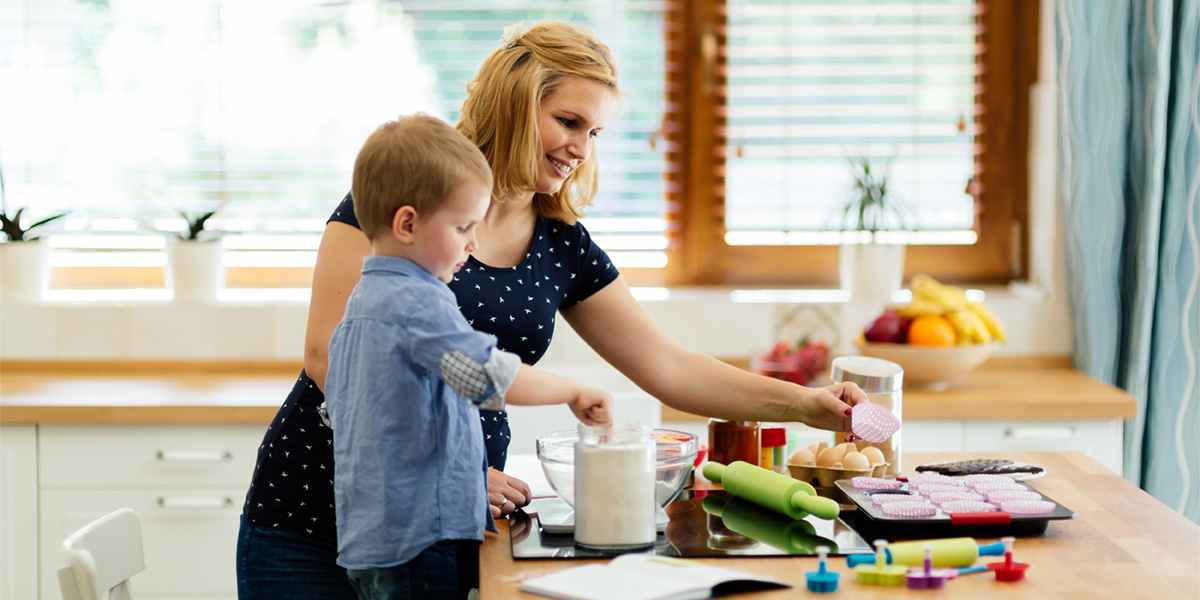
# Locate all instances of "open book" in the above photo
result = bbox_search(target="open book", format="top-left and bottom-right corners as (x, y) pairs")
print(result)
(519, 553), (790, 600)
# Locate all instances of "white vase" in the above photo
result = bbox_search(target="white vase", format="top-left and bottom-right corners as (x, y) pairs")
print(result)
(0, 240), (51, 303)
(838, 243), (906, 303)
(165, 239), (224, 303)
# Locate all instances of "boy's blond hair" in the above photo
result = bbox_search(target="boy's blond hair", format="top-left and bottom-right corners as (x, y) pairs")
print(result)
(456, 22), (620, 225)
(352, 115), (493, 241)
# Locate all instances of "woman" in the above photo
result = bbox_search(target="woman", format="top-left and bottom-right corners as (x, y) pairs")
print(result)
(237, 22), (866, 599)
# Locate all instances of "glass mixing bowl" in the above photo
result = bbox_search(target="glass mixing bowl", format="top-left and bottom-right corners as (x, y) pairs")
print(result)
(535, 428), (699, 509)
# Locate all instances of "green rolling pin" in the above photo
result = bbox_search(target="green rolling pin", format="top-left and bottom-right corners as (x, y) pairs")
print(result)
(702, 496), (838, 554)
(701, 460), (841, 520)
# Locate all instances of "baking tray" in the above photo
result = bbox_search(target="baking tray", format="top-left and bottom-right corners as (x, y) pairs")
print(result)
(835, 477), (1075, 540)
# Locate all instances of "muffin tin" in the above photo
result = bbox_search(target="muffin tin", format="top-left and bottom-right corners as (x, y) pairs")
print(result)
(835, 476), (1075, 539)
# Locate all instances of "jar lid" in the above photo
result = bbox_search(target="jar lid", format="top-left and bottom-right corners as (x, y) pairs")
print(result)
(830, 356), (903, 392)
(761, 426), (788, 447)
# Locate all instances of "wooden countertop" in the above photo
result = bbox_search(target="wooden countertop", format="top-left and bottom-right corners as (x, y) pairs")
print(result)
(480, 451), (1200, 599)
(0, 357), (1136, 425)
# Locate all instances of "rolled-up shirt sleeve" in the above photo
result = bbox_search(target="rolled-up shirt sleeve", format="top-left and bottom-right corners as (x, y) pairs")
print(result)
(408, 293), (521, 410)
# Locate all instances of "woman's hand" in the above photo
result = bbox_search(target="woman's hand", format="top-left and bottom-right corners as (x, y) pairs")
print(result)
(487, 468), (531, 518)
(792, 381), (868, 432)
(570, 387), (613, 426)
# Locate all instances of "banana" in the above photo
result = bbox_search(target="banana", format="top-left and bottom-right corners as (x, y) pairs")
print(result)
(943, 309), (975, 345)
(895, 299), (944, 319)
(910, 274), (968, 312)
(963, 309), (993, 344)
(968, 301), (1007, 343)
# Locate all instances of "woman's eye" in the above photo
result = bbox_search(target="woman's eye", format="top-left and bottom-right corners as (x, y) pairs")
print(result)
(589, 130), (600, 139)
(558, 117), (577, 128)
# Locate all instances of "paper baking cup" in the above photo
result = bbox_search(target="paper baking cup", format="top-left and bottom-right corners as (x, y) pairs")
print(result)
(939, 500), (997, 514)
(966, 480), (1025, 492)
(872, 493), (927, 506)
(882, 501), (938, 518)
(852, 476), (903, 491)
(985, 489), (1042, 503)
(850, 402), (900, 444)
(915, 484), (964, 496)
(907, 473), (955, 485)
(928, 490), (984, 505)
(1000, 499), (1057, 515)
(963, 473), (1015, 485)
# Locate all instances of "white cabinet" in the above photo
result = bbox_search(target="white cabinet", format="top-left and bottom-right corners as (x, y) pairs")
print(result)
(37, 424), (264, 600)
(1, 425), (38, 600)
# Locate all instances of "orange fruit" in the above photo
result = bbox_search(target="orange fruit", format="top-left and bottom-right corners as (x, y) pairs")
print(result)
(908, 315), (957, 346)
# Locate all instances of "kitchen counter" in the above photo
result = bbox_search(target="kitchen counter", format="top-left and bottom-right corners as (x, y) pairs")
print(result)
(480, 451), (1199, 599)
(0, 357), (1136, 424)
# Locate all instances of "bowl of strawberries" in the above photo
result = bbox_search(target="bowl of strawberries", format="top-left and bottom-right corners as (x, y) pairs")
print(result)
(751, 339), (831, 386)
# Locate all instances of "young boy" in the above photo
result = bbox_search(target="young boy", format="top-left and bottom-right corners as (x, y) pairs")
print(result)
(324, 115), (612, 600)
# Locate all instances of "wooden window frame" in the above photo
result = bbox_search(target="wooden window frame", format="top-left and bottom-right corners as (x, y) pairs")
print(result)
(622, 0), (1037, 288)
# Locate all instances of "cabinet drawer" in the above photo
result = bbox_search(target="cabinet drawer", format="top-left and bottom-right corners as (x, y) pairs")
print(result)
(963, 420), (1124, 476)
(40, 489), (242, 600)
(39, 424), (265, 488)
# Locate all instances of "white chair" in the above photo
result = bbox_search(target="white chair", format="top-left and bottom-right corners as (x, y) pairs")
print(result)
(58, 508), (145, 600)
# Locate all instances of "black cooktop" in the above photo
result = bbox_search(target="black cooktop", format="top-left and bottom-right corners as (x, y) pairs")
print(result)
(509, 490), (874, 560)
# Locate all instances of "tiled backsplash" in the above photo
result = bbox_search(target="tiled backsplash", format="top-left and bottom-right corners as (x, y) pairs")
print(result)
(0, 287), (1072, 364)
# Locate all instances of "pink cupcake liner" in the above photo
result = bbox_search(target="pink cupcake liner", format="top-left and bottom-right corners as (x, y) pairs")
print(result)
(1000, 499), (1057, 515)
(852, 476), (903, 491)
(963, 473), (1015, 485)
(985, 489), (1042, 503)
(939, 500), (997, 514)
(872, 493), (928, 506)
(907, 473), (955, 484)
(915, 484), (964, 496)
(967, 480), (1025, 492)
(882, 501), (938, 518)
(928, 490), (984, 505)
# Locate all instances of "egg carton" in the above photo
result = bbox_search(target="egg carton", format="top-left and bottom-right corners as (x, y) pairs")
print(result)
(787, 462), (890, 488)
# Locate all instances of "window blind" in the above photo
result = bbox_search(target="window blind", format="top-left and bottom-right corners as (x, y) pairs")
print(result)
(0, 0), (668, 267)
(720, 0), (981, 246)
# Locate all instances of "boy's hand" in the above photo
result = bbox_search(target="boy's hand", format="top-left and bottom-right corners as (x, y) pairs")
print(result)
(570, 387), (613, 426)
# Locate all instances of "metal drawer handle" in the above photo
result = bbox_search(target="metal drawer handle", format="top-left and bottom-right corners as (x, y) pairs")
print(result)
(157, 496), (234, 510)
(155, 450), (233, 463)
(1003, 426), (1077, 440)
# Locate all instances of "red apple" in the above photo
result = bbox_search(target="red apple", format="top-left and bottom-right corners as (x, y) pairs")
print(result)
(864, 310), (909, 344)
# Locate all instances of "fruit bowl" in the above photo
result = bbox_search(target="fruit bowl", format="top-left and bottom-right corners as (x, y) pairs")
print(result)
(535, 428), (698, 509)
(855, 338), (998, 391)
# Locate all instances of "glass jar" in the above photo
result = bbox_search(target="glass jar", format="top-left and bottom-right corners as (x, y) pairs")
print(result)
(830, 356), (903, 475)
(707, 419), (760, 467)
(573, 421), (656, 549)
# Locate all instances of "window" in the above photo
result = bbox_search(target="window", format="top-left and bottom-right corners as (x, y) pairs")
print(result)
(638, 0), (1036, 287)
(1, 0), (1034, 292)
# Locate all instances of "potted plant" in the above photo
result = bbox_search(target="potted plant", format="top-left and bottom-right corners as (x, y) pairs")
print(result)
(834, 155), (910, 302)
(164, 207), (225, 303)
(0, 206), (69, 303)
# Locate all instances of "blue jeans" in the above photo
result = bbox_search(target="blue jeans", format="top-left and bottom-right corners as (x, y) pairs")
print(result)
(347, 540), (479, 600)
(236, 515), (357, 600)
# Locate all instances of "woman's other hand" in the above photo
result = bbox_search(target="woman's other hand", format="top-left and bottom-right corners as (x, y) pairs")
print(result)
(570, 387), (613, 426)
(487, 468), (531, 518)
(792, 381), (868, 432)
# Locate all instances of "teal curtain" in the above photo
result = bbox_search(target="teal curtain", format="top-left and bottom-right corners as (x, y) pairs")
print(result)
(1057, 0), (1199, 523)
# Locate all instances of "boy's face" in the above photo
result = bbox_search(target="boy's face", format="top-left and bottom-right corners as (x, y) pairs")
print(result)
(534, 76), (612, 195)
(409, 180), (491, 283)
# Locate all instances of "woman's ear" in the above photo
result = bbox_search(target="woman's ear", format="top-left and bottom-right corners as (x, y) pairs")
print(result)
(391, 206), (419, 243)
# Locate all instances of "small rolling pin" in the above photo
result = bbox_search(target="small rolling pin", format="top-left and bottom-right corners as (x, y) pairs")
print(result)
(701, 460), (841, 520)
(844, 537), (1006, 568)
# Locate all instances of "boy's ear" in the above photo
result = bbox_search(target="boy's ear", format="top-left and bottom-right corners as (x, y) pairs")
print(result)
(391, 206), (418, 243)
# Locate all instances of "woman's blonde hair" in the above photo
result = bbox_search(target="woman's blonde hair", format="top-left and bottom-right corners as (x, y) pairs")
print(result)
(456, 22), (619, 225)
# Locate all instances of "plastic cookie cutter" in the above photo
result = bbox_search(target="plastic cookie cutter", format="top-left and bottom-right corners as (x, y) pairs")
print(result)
(854, 540), (908, 586)
(805, 545), (840, 593)
(986, 536), (1031, 582)
(905, 545), (957, 589)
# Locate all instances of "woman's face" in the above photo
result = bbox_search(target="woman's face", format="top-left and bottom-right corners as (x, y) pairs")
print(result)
(534, 76), (613, 195)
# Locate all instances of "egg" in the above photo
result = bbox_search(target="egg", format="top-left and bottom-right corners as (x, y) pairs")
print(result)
(834, 442), (855, 456)
(790, 448), (816, 466)
(816, 446), (844, 468)
(842, 451), (871, 471)
(861, 446), (886, 465)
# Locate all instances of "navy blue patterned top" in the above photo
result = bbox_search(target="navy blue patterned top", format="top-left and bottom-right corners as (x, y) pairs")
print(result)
(242, 193), (618, 541)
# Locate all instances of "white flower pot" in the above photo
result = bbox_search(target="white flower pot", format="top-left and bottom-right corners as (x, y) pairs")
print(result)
(839, 243), (906, 303)
(0, 240), (51, 303)
(166, 239), (225, 303)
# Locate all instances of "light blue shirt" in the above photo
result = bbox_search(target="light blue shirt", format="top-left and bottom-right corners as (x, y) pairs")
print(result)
(326, 255), (520, 570)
